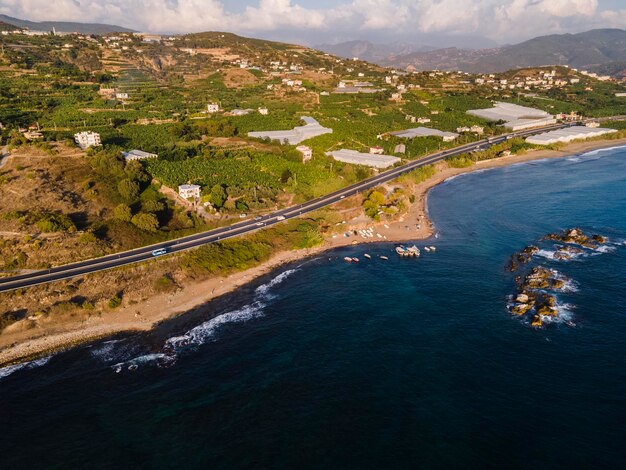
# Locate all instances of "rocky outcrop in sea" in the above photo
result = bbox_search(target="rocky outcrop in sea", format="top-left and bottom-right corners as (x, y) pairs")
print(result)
(506, 228), (612, 329)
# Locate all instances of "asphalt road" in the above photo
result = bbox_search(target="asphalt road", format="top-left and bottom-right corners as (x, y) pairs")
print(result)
(0, 123), (578, 292)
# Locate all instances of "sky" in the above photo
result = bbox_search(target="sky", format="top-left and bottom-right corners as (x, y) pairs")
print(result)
(1, 0), (625, 48)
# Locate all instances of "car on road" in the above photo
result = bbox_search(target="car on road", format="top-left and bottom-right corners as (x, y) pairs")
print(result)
(255, 222), (263, 227)
(254, 216), (263, 221)
(151, 248), (168, 257)
(276, 215), (286, 221)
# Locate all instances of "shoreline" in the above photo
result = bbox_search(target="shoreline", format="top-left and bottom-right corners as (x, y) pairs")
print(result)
(2, 136), (626, 367)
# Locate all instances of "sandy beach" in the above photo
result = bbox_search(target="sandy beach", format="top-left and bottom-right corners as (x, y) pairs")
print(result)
(2, 137), (626, 366)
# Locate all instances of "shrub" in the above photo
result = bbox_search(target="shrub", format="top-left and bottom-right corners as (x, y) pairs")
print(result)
(78, 231), (98, 244)
(154, 275), (176, 293)
(107, 294), (122, 309)
(35, 212), (76, 233)
(113, 204), (132, 222)
(131, 212), (159, 232)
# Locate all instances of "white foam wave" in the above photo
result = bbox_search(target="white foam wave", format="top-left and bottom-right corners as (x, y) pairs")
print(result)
(165, 302), (265, 351)
(594, 245), (616, 254)
(111, 268), (298, 374)
(540, 302), (575, 325)
(111, 353), (175, 373)
(536, 249), (557, 260)
(579, 144), (626, 158)
(255, 268), (299, 299)
(0, 356), (51, 380)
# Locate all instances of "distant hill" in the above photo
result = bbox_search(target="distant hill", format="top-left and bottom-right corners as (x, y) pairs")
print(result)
(381, 29), (626, 76)
(0, 20), (22, 32)
(315, 40), (434, 64)
(0, 14), (134, 35)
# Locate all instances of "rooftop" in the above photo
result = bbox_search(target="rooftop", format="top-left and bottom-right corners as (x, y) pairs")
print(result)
(388, 127), (459, 140)
(248, 116), (332, 145)
(326, 149), (401, 169)
(467, 102), (555, 130)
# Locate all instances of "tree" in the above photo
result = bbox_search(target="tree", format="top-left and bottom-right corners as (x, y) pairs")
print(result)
(124, 160), (150, 183)
(117, 178), (140, 202)
(142, 199), (165, 214)
(131, 212), (159, 232)
(207, 184), (227, 209)
(113, 204), (132, 222)
(363, 190), (386, 220)
(280, 168), (293, 184)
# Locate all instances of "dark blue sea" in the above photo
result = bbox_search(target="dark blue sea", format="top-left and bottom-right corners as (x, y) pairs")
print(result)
(2, 146), (626, 469)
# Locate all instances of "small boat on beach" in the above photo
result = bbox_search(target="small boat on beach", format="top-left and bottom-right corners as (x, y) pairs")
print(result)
(364, 254), (372, 259)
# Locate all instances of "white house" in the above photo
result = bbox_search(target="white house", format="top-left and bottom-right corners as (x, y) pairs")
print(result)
(258, 107), (269, 115)
(296, 145), (313, 162)
(115, 92), (129, 100)
(74, 131), (101, 150)
(178, 184), (201, 200)
(123, 149), (158, 161)
(207, 103), (220, 113)
(370, 146), (384, 155)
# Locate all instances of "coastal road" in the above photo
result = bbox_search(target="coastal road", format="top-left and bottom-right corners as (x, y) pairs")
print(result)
(0, 123), (576, 293)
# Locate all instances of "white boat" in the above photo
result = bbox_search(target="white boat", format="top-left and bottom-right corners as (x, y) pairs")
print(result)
(380, 256), (389, 260)
(424, 247), (431, 252)
(344, 257), (353, 263)
(352, 257), (360, 263)
(407, 245), (421, 257)
(364, 254), (371, 259)
(430, 246), (437, 252)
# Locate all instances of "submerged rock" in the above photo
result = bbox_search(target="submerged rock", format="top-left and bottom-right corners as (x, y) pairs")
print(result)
(531, 314), (543, 328)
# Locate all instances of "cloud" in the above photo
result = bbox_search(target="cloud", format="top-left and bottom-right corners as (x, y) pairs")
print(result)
(0, 0), (621, 44)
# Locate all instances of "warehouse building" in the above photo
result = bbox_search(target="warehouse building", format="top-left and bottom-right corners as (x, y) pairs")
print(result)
(326, 149), (400, 169)
(248, 116), (332, 145)
(467, 102), (557, 131)
(525, 126), (617, 145)
(388, 127), (459, 142)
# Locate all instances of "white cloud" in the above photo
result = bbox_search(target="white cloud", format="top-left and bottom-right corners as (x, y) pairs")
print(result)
(0, 0), (620, 43)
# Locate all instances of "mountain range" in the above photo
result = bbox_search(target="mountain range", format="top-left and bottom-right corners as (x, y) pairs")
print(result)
(0, 14), (134, 35)
(315, 41), (436, 64)
(319, 29), (626, 78)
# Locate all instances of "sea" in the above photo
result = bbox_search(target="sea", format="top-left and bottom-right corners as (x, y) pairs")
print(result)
(1, 146), (626, 469)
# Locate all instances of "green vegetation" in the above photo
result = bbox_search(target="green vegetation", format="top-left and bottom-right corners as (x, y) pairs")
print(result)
(107, 294), (122, 309)
(183, 218), (323, 276)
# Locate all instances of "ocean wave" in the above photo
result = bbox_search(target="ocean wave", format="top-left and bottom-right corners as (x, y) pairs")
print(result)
(254, 268), (299, 300)
(540, 302), (576, 325)
(0, 356), (51, 380)
(165, 302), (266, 351)
(550, 270), (579, 293)
(112, 353), (176, 373)
(594, 245), (616, 254)
(112, 267), (299, 373)
(579, 144), (626, 158)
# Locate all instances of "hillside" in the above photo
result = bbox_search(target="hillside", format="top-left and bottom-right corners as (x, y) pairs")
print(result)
(383, 29), (626, 75)
(0, 14), (134, 34)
